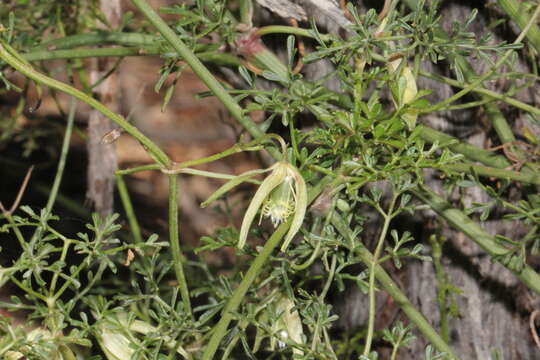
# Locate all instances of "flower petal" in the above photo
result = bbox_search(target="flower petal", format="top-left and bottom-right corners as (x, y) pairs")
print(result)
(201, 167), (271, 208)
(238, 163), (286, 249)
(280, 166), (307, 251)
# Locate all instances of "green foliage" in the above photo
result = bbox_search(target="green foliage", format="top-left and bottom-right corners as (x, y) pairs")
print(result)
(0, 0), (539, 359)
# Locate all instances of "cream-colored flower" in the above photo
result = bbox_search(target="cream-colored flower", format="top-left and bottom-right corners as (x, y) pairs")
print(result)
(271, 295), (304, 356)
(240, 161), (307, 251)
(202, 161), (307, 251)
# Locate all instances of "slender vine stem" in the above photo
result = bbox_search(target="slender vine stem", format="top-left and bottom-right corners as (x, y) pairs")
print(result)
(23, 46), (241, 66)
(443, 163), (540, 186)
(33, 32), (159, 50)
(116, 174), (143, 245)
(44, 97), (77, 217)
(390, 331), (406, 360)
(168, 174), (192, 315)
(497, 0), (540, 54)
(419, 70), (540, 117)
(363, 195), (397, 357)
(25, 47), (159, 61)
(255, 25), (333, 41)
(429, 234), (450, 343)
(163, 138), (269, 174)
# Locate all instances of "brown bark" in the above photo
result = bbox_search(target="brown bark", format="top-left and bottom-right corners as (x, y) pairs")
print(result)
(86, 0), (121, 218)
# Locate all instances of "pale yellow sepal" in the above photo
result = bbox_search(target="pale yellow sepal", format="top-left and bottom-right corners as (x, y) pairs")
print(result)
(388, 57), (418, 130)
(95, 312), (192, 360)
(238, 161), (307, 251)
(272, 295), (305, 357)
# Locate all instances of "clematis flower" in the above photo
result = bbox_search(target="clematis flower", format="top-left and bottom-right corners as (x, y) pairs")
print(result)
(202, 161), (307, 251)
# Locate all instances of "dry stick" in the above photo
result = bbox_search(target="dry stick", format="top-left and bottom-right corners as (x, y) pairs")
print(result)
(0, 166), (34, 215)
(86, 0), (121, 218)
(288, 18), (305, 74)
(530, 310), (540, 351)
(378, 0), (392, 21)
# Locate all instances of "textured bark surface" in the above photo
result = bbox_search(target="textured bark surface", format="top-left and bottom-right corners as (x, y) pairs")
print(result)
(86, 0), (121, 218)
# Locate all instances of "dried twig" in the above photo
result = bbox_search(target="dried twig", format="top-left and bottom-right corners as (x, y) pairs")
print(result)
(288, 18), (305, 74)
(529, 310), (540, 351)
(378, 0), (391, 21)
(86, 0), (121, 218)
(0, 166), (34, 215)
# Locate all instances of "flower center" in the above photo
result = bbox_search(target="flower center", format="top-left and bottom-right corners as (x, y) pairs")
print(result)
(261, 176), (296, 227)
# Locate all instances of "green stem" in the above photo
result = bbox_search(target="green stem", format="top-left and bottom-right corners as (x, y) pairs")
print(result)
(52, 256), (89, 301)
(10, 276), (48, 302)
(255, 25), (333, 42)
(443, 163), (540, 186)
(320, 254), (337, 300)
(429, 235), (449, 343)
(412, 186), (540, 297)
(363, 196), (396, 357)
(116, 164), (161, 175)
(166, 140), (265, 173)
(201, 217), (290, 360)
(390, 327), (410, 360)
(0, 41), (170, 167)
(497, 0), (540, 54)
(33, 32), (158, 50)
(239, 0), (253, 25)
(419, 71), (540, 116)
(23, 46), (241, 66)
(29, 72), (77, 250)
(2, 212), (28, 256)
(418, 126), (511, 168)
(25, 47), (159, 61)
(290, 235), (322, 270)
(170, 168), (260, 182)
(49, 238), (72, 297)
(44, 97), (76, 217)
(116, 174), (143, 245)
(117, 164), (260, 182)
(330, 215), (460, 360)
(168, 174), (192, 315)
